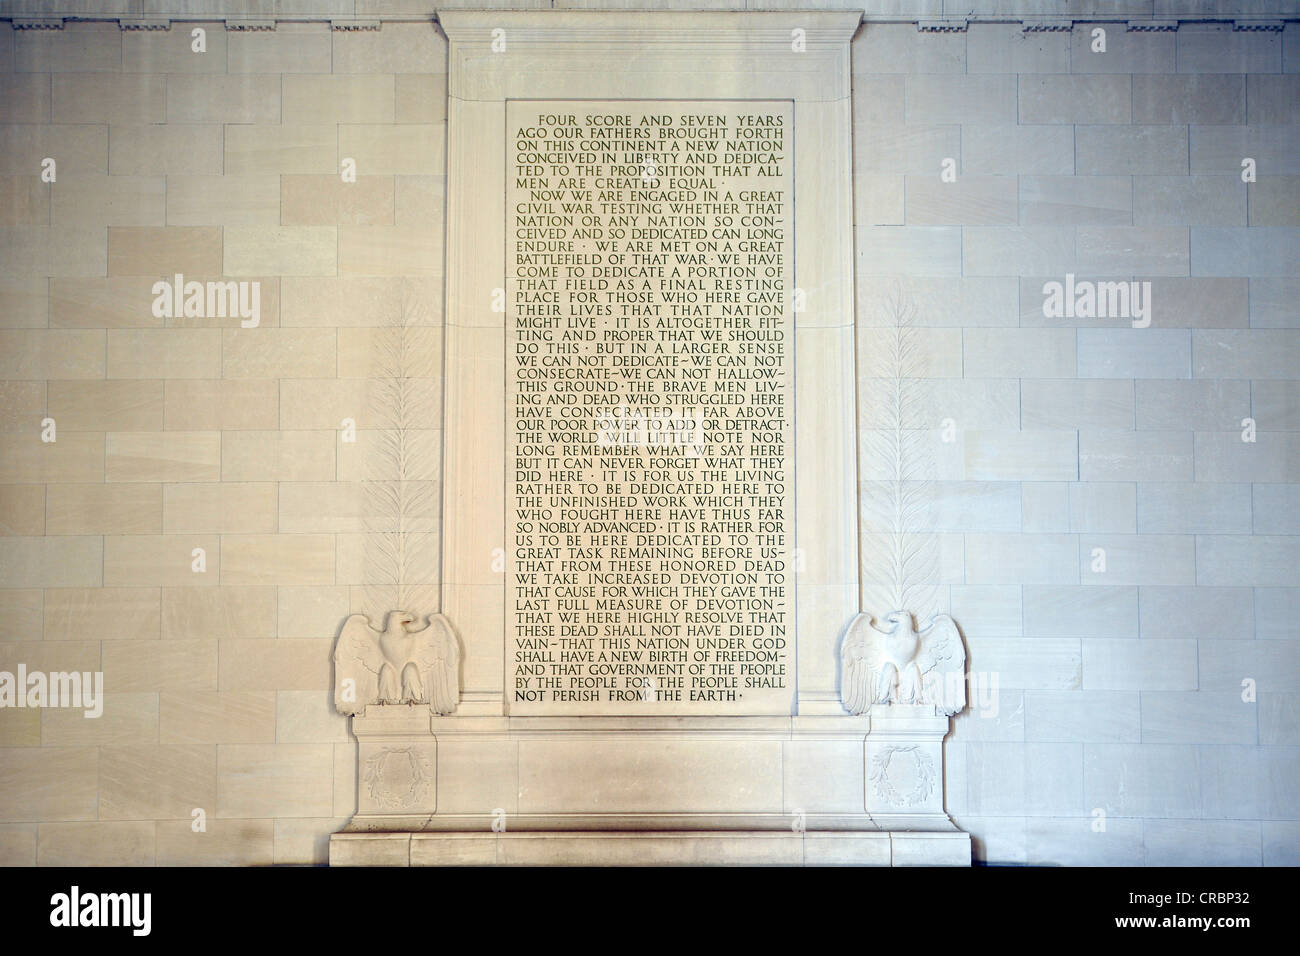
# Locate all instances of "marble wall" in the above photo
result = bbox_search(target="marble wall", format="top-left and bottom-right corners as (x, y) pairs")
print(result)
(0, 5), (1296, 865)
(850, 18), (1298, 865)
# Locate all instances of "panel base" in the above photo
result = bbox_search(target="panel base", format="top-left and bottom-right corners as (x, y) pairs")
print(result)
(329, 829), (971, 867)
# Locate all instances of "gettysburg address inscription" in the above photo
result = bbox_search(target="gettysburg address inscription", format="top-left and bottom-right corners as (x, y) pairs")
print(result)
(507, 101), (794, 715)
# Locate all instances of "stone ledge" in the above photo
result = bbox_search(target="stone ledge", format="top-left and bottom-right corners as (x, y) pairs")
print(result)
(339, 810), (966, 831)
(330, 829), (971, 866)
(347, 708), (952, 738)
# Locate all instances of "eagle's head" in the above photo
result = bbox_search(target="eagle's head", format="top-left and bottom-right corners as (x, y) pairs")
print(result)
(883, 610), (909, 633)
(389, 610), (416, 631)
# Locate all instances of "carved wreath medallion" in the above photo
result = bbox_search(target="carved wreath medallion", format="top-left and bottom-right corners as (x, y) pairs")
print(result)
(869, 745), (937, 808)
(364, 747), (433, 811)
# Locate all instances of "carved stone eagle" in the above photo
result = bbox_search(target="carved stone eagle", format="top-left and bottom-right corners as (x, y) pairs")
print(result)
(840, 611), (966, 716)
(333, 610), (460, 717)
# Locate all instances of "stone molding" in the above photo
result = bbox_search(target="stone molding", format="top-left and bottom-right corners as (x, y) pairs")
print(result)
(331, 829), (972, 866)
(1127, 20), (1179, 32)
(436, 8), (861, 724)
(917, 18), (966, 33)
(1022, 19), (1072, 33)
(3, 12), (1298, 32)
(223, 20), (275, 31)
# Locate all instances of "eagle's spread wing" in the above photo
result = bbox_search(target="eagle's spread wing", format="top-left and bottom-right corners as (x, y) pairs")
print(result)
(408, 614), (461, 715)
(916, 614), (967, 716)
(334, 613), (384, 716)
(840, 613), (887, 715)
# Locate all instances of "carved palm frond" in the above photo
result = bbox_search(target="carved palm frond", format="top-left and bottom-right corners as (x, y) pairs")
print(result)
(362, 280), (441, 619)
(860, 285), (942, 622)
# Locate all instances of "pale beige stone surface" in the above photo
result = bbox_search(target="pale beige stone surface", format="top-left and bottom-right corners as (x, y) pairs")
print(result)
(51, 175), (165, 228)
(0, 176), (49, 226)
(52, 74), (164, 125)
(15, 22), (121, 74)
(47, 380), (165, 430)
(339, 124), (444, 176)
(334, 828), (963, 867)
(161, 586), (276, 641)
(51, 278), (164, 329)
(122, 21), (226, 75)
(109, 125), (225, 177)
(0, 330), (105, 379)
(167, 74), (281, 125)
(0, 275), (49, 328)
(0, 538), (102, 588)
(107, 227), (223, 276)
(222, 328), (337, 379)
(0, 825), (37, 866)
(41, 693), (159, 746)
(101, 640), (219, 692)
(0, 747), (99, 821)
(0, 484), (44, 535)
(216, 744), (335, 818)
(105, 431), (222, 482)
(281, 175), (395, 226)
(166, 175), (282, 226)
(99, 744), (216, 819)
(281, 275), (442, 327)
(283, 74), (395, 124)
(219, 535), (335, 586)
(0, 9), (1292, 871)
(37, 822), (156, 866)
(228, 23), (331, 76)
(220, 430), (336, 482)
(0, 589), (42, 638)
(218, 638), (333, 691)
(156, 819), (275, 866)
(0, 709), (40, 747)
(163, 482), (278, 533)
(224, 124), (338, 175)
(47, 483), (162, 534)
(164, 379), (280, 431)
(0, 432), (104, 484)
(273, 816), (351, 865)
(224, 226), (338, 277)
(159, 691), (277, 745)
(337, 225), (441, 276)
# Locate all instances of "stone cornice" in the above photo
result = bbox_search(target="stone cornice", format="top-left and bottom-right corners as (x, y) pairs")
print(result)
(437, 9), (859, 102)
(2, 11), (1297, 33)
(1022, 19), (1072, 33)
(224, 19), (276, 32)
(11, 18), (63, 30)
(917, 18), (967, 33)
(331, 18), (382, 31)
(1127, 20), (1178, 32)
(437, 10), (864, 47)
